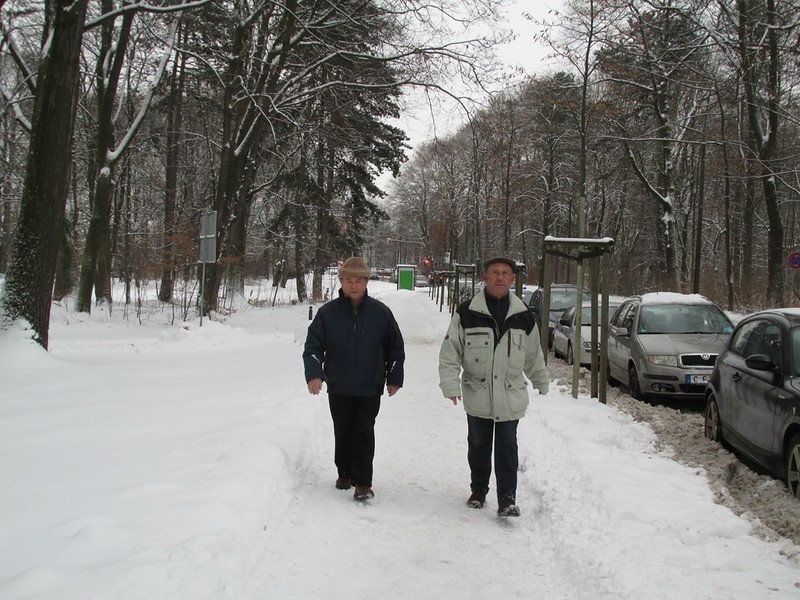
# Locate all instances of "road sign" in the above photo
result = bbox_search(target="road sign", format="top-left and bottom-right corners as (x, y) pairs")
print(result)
(199, 211), (217, 263)
(788, 250), (800, 271)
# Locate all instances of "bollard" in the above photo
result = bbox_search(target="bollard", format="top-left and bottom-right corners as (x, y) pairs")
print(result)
(308, 306), (313, 320)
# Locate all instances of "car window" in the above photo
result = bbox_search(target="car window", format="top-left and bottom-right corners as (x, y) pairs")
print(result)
(637, 304), (733, 335)
(531, 290), (542, 309)
(791, 328), (800, 377)
(561, 306), (575, 323)
(549, 289), (591, 311)
(731, 319), (782, 368)
(762, 323), (782, 368)
(731, 320), (761, 356)
(621, 305), (636, 331)
(611, 303), (632, 328)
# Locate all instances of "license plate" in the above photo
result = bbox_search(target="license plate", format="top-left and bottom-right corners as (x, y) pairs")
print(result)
(686, 374), (709, 385)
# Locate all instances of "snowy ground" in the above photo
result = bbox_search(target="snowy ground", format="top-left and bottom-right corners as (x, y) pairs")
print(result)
(590, 368), (800, 547)
(1, 279), (799, 599)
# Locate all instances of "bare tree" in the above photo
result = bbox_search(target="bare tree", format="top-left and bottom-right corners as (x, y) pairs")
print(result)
(730, 0), (792, 305)
(75, 2), (195, 314)
(2, 0), (89, 348)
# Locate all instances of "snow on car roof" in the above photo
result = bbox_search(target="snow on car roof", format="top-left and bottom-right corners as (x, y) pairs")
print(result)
(760, 308), (800, 321)
(639, 292), (713, 305)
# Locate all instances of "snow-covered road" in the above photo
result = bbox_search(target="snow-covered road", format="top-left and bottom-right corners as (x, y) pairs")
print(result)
(1, 280), (798, 599)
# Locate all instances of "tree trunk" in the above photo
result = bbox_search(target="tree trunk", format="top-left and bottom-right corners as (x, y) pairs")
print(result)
(292, 186), (308, 303)
(2, 0), (89, 348)
(312, 143), (334, 301)
(741, 179), (754, 298)
(75, 5), (134, 313)
(53, 218), (75, 302)
(76, 170), (115, 312)
(692, 144), (705, 294)
(159, 25), (187, 303)
(223, 181), (255, 307)
(737, 0), (785, 305)
(204, 140), (254, 313)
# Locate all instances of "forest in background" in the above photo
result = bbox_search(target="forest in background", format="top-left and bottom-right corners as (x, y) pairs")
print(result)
(386, 0), (800, 311)
(1, 0), (799, 349)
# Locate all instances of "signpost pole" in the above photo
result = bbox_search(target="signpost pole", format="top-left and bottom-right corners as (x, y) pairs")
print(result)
(199, 211), (217, 327)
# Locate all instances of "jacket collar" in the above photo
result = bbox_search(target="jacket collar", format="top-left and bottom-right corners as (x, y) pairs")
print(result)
(469, 289), (527, 318)
(337, 287), (370, 308)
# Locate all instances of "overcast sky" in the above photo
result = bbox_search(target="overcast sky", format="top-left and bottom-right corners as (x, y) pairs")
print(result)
(394, 0), (564, 155)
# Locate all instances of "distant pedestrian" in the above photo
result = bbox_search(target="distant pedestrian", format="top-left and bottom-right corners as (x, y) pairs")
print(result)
(303, 257), (405, 502)
(438, 257), (549, 517)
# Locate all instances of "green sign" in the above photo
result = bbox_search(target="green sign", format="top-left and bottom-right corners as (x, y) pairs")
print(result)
(397, 267), (415, 290)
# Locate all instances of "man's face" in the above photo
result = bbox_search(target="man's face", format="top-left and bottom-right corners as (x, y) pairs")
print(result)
(483, 263), (515, 299)
(340, 276), (368, 303)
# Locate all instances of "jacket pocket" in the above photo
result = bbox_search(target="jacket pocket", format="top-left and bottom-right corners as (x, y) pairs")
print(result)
(462, 376), (492, 417)
(463, 331), (492, 374)
(462, 374), (489, 390)
(503, 375), (530, 416)
(507, 331), (526, 369)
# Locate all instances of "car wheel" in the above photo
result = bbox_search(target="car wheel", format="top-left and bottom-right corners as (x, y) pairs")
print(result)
(704, 392), (724, 444)
(787, 433), (800, 499)
(628, 365), (644, 400)
(566, 343), (574, 366)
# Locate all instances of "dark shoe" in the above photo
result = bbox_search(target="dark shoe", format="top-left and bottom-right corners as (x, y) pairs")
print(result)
(497, 498), (520, 517)
(335, 477), (352, 490)
(467, 491), (486, 509)
(353, 485), (375, 501)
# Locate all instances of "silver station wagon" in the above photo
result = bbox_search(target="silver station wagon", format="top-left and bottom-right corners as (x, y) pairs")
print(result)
(608, 293), (734, 401)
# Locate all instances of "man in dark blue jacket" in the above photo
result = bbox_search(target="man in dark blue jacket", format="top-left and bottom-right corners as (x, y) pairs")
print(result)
(303, 257), (405, 502)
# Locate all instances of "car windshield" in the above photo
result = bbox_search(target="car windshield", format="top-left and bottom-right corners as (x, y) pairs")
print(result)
(551, 289), (591, 311)
(637, 304), (733, 335)
(521, 290), (534, 306)
(576, 304), (620, 327)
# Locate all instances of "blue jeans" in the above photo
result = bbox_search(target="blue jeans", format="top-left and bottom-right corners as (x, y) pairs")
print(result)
(467, 415), (519, 502)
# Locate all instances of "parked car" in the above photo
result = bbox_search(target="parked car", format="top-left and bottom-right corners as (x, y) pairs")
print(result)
(607, 293), (734, 400)
(415, 274), (429, 288)
(529, 284), (592, 348)
(374, 267), (392, 279)
(553, 300), (623, 366)
(520, 286), (536, 309)
(704, 309), (800, 498)
(449, 276), (482, 303)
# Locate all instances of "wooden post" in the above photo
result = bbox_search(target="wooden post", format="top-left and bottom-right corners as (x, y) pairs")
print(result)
(599, 251), (611, 404)
(540, 252), (552, 363)
(542, 236), (614, 400)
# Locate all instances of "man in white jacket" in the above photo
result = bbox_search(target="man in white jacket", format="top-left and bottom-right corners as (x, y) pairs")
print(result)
(438, 257), (549, 517)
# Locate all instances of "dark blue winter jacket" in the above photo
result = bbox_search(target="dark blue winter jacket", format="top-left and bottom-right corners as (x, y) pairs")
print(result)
(303, 289), (405, 397)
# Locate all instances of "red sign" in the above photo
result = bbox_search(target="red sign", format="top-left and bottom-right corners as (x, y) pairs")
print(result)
(789, 251), (800, 271)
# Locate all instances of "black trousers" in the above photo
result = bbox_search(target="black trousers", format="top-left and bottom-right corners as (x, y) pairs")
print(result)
(467, 415), (519, 502)
(328, 394), (381, 487)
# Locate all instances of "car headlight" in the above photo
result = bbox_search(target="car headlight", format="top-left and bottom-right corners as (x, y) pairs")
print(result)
(648, 355), (678, 366)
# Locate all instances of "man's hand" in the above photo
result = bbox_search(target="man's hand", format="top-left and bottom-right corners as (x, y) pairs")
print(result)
(387, 385), (400, 396)
(449, 396), (460, 405)
(307, 378), (323, 395)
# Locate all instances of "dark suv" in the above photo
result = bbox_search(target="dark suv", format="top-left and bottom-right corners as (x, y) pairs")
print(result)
(529, 284), (592, 348)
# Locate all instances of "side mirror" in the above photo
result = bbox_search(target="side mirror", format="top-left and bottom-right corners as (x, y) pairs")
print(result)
(745, 353), (775, 371)
(616, 327), (629, 338)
